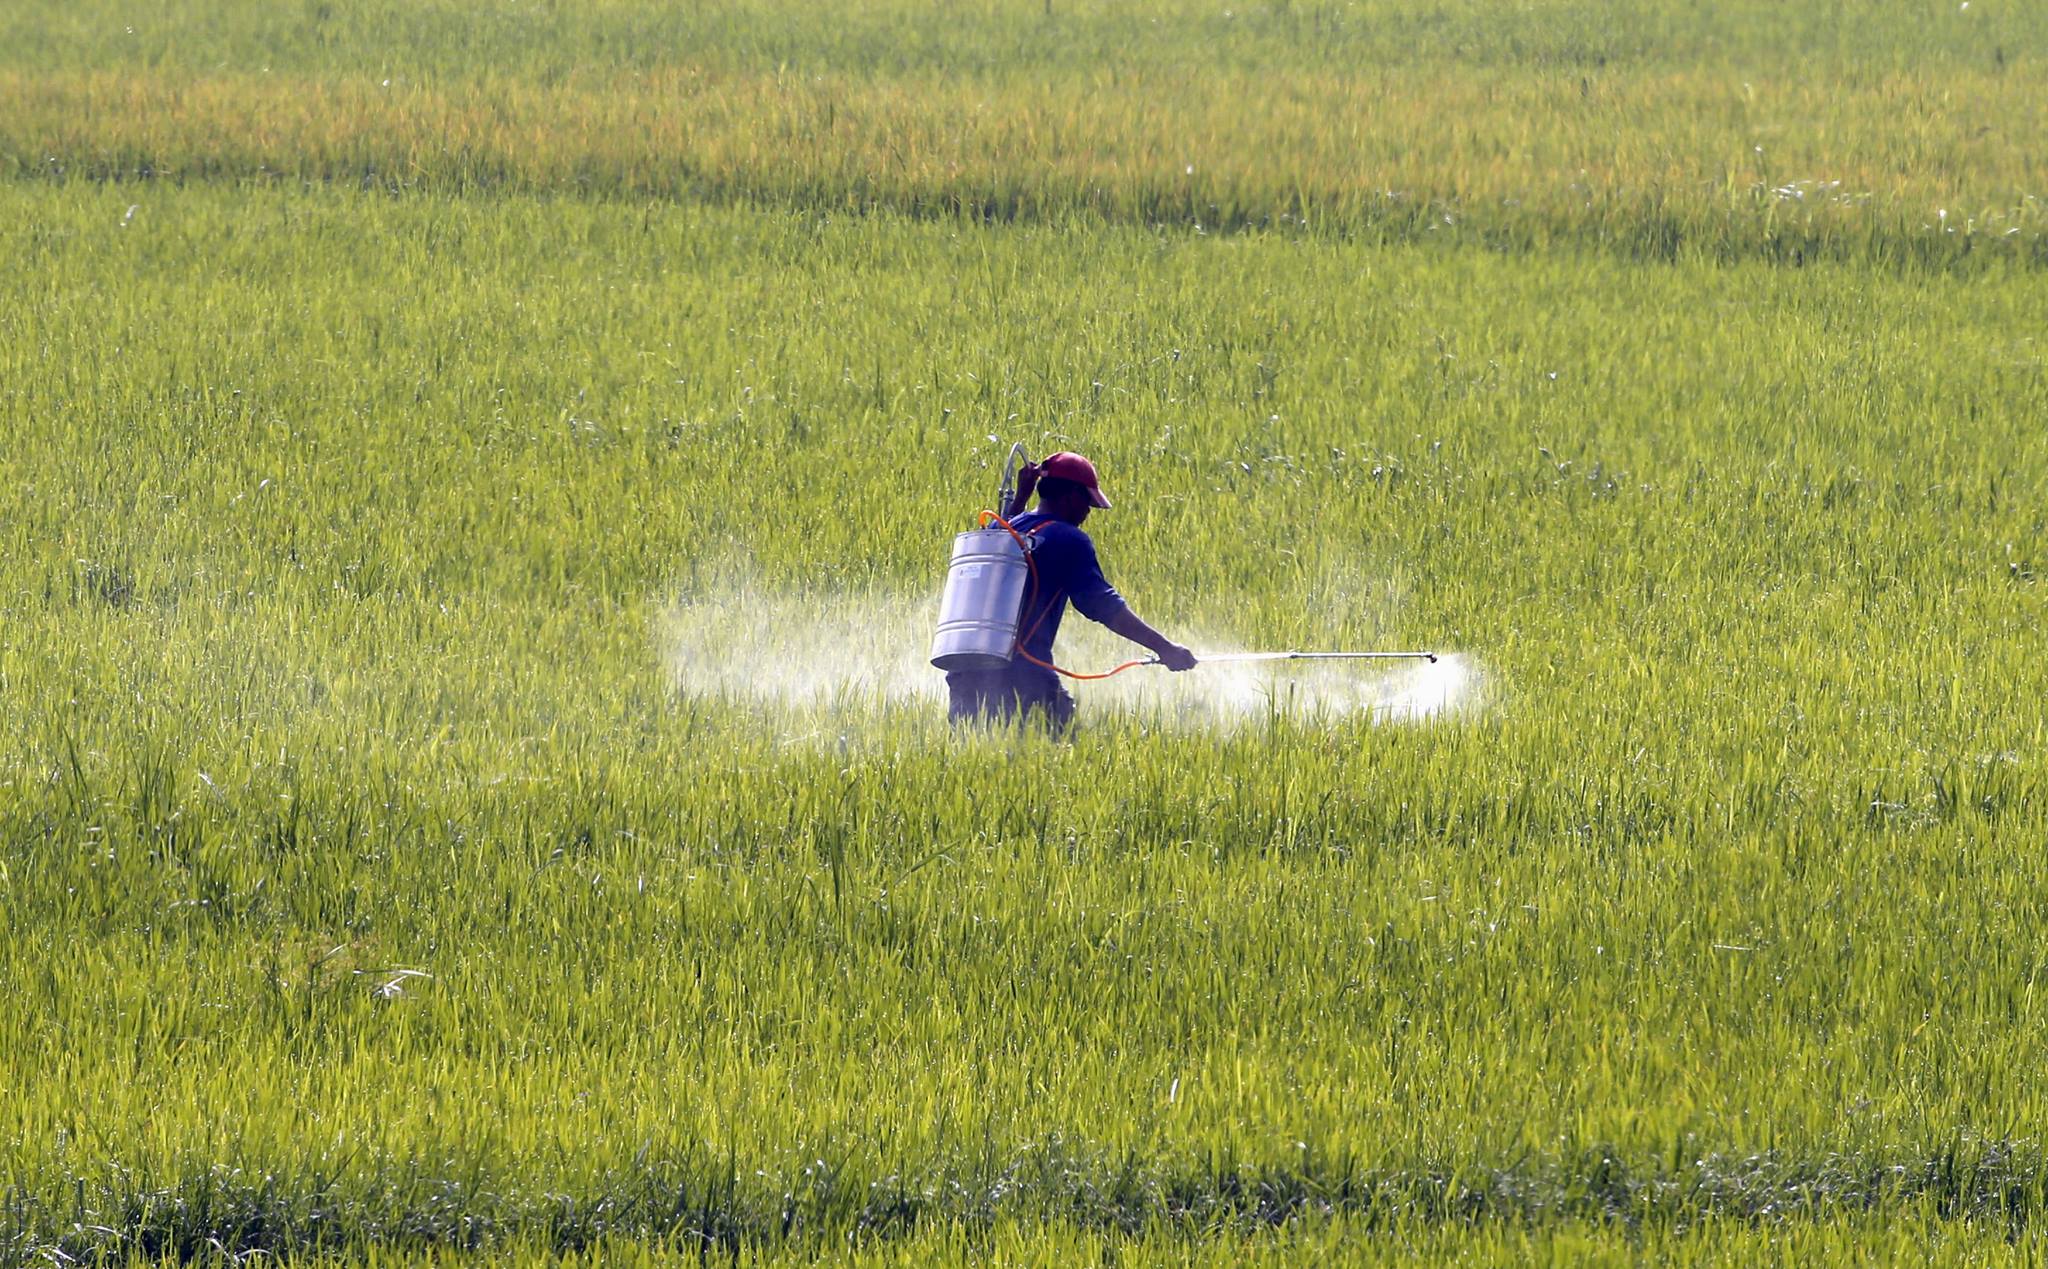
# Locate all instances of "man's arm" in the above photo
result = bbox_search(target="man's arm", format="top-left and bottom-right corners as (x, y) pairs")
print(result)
(999, 463), (1039, 520)
(1064, 535), (1197, 671)
(1103, 606), (1198, 671)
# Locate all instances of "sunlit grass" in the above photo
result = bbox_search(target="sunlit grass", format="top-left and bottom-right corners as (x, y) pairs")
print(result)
(4, 2), (2047, 1262)
(4, 181), (2046, 1261)
(2, 2), (2044, 263)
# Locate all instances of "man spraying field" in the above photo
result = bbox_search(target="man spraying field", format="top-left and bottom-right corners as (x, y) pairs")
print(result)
(942, 451), (1197, 730)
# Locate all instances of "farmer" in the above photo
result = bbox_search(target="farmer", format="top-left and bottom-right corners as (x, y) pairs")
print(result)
(947, 451), (1197, 730)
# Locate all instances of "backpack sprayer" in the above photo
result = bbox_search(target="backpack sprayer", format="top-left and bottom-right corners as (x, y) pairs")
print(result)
(929, 443), (1438, 677)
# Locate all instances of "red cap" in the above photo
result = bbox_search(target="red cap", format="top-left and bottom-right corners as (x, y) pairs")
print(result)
(1038, 451), (1112, 508)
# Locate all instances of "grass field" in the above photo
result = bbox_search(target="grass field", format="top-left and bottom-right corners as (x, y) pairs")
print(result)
(4, 2), (2047, 1263)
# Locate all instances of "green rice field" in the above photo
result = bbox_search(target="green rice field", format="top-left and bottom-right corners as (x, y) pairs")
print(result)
(3, 2), (2046, 1263)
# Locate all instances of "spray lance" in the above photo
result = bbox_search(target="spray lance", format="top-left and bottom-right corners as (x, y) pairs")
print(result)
(929, 443), (1438, 677)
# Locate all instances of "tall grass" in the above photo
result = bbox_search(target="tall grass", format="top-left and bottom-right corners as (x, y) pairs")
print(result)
(3, 181), (2046, 1260)
(2, 0), (2043, 263)
(5, 2), (2048, 1262)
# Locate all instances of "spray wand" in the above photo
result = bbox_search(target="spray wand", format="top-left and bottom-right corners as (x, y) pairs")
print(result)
(1185, 650), (1437, 665)
(1054, 647), (1443, 678)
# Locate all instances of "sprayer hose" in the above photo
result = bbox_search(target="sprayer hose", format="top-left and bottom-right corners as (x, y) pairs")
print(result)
(977, 511), (1156, 681)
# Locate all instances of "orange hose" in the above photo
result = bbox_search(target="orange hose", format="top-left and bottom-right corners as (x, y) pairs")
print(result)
(977, 511), (1157, 681)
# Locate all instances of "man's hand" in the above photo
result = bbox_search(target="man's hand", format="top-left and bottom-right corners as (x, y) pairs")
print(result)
(999, 462), (1042, 519)
(1156, 642), (1198, 672)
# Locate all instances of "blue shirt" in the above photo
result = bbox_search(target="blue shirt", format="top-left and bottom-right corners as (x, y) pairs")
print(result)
(1009, 512), (1126, 664)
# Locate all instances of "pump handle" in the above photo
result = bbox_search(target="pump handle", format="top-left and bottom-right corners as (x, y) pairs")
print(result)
(996, 442), (1030, 514)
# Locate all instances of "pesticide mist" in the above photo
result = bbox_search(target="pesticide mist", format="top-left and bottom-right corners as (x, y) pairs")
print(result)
(656, 584), (1481, 729)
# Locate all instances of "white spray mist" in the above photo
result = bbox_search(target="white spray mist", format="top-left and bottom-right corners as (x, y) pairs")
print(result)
(657, 580), (1481, 729)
